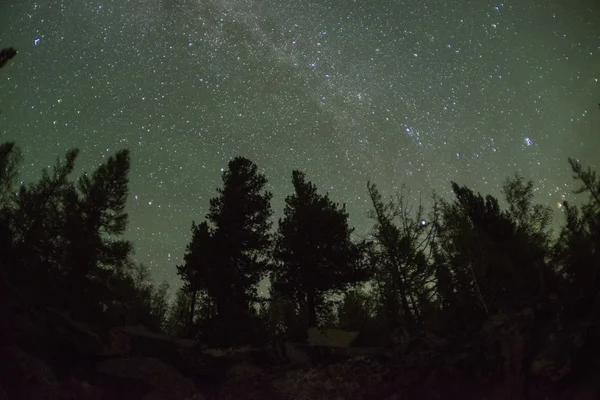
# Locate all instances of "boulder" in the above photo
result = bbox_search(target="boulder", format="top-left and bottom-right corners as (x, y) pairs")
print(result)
(61, 376), (104, 400)
(0, 279), (104, 371)
(0, 282), (50, 355)
(44, 307), (105, 356)
(96, 357), (205, 400)
(0, 346), (62, 400)
(103, 324), (216, 392)
(104, 326), (133, 356)
(104, 326), (204, 371)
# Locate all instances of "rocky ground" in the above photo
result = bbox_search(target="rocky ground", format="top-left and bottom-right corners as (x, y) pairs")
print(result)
(2, 278), (600, 400)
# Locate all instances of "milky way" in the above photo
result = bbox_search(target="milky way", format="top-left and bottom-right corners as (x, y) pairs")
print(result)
(1, 0), (599, 291)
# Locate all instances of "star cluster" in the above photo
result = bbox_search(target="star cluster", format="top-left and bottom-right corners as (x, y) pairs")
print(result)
(1, 0), (599, 289)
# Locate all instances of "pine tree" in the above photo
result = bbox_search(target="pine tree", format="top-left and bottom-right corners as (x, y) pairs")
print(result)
(60, 149), (132, 315)
(1, 145), (165, 330)
(209, 156), (273, 300)
(10, 148), (79, 292)
(273, 170), (369, 329)
(179, 156), (272, 345)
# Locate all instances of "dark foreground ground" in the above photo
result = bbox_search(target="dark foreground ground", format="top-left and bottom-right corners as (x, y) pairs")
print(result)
(1, 278), (600, 400)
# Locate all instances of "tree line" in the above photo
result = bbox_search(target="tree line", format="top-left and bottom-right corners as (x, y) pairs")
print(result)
(1, 52), (599, 349)
(172, 152), (600, 348)
(1, 137), (598, 349)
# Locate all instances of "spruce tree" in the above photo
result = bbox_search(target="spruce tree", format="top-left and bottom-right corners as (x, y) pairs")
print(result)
(179, 156), (272, 345)
(273, 170), (369, 329)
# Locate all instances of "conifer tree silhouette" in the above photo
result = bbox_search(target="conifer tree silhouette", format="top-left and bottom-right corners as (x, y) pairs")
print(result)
(273, 170), (369, 328)
(179, 157), (272, 345)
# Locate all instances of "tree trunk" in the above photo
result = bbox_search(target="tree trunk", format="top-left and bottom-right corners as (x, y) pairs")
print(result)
(307, 289), (317, 328)
(389, 256), (414, 330)
(408, 290), (421, 325)
(468, 261), (489, 315)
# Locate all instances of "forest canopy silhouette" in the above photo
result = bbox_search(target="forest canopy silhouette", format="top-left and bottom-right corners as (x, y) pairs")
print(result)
(0, 134), (599, 349)
(2, 48), (600, 356)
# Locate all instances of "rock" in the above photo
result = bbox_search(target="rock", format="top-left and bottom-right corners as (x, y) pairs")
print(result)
(0, 346), (62, 400)
(203, 345), (254, 358)
(0, 279), (104, 375)
(0, 282), (49, 353)
(104, 327), (133, 356)
(104, 325), (182, 356)
(307, 328), (360, 348)
(174, 338), (205, 362)
(61, 376), (104, 400)
(104, 326), (204, 373)
(96, 357), (205, 400)
(44, 307), (105, 356)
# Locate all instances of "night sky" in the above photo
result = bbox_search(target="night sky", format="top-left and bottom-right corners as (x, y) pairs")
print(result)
(1, 0), (599, 292)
